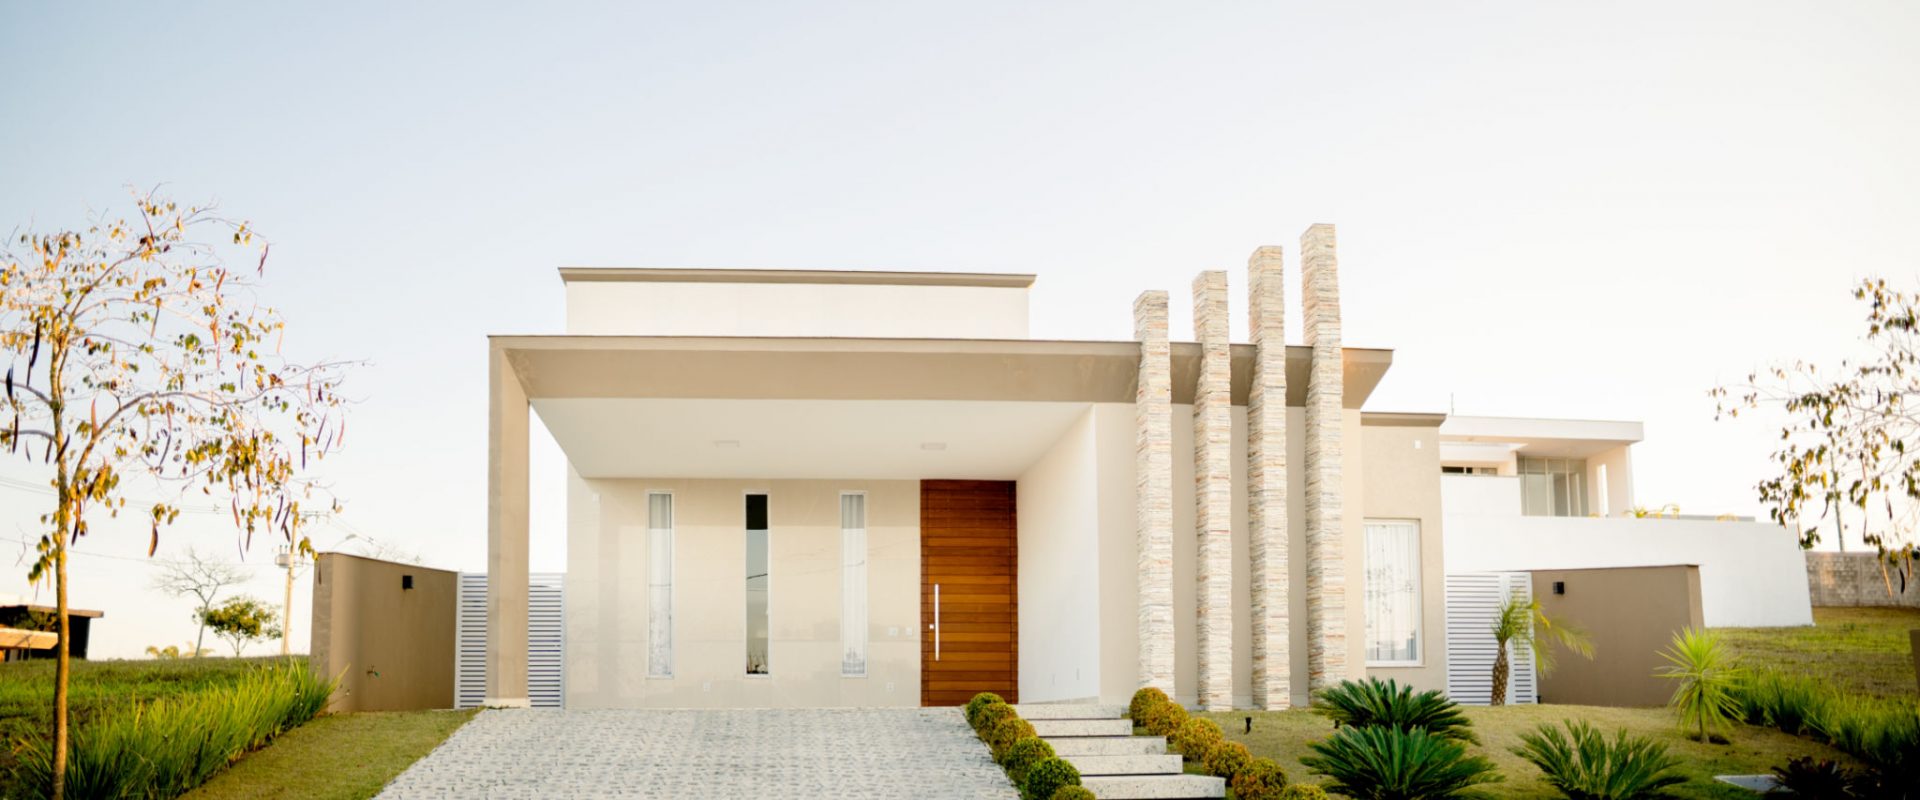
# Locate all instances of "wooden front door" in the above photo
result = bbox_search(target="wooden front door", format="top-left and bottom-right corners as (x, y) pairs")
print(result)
(920, 480), (1017, 706)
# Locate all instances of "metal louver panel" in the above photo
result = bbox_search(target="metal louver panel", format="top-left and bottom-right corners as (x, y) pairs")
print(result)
(1444, 572), (1537, 705)
(455, 572), (566, 709)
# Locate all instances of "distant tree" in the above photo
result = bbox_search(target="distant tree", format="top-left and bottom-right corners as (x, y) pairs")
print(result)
(143, 642), (206, 659)
(1712, 278), (1920, 585)
(201, 596), (282, 657)
(151, 547), (252, 658)
(0, 189), (350, 799)
(1488, 595), (1592, 707)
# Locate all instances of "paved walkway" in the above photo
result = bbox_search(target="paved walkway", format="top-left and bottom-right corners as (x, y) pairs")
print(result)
(376, 707), (1019, 799)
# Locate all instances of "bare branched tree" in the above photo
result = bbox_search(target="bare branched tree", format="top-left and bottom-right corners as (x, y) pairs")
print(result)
(151, 547), (253, 658)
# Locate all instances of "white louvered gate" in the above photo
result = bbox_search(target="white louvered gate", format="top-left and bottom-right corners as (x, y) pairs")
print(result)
(1444, 572), (1537, 705)
(455, 572), (566, 709)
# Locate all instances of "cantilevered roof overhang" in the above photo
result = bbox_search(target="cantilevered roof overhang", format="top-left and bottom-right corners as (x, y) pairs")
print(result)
(490, 335), (1393, 407)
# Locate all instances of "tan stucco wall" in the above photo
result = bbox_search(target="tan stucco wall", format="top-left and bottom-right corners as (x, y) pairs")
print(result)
(309, 553), (457, 712)
(1531, 565), (1703, 707)
(1359, 421), (1449, 694)
(565, 477), (921, 708)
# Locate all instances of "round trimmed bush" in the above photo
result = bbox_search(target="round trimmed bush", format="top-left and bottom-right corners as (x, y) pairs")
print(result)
(1049, 788), (1097, 800)
(987, 717), (1037, 762)
(1170, 717), (1225, 763)
(974, 702), (1017, 740)
(1140, 701), (1189, 737)
(1229, 757), (1289, 800)
(1022, 757), (1082, 800)
(1002, 737), (1055, 785)
(965, 692), (1006, 729)
(1129, 686), (1171, 724)
(1277, 785), (1329, 800)
(1205, 739), (1253, 780)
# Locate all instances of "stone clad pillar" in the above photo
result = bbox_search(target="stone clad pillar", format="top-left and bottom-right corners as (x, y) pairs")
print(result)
(487, 344), (531, 707)
(1301, 224), (1349, 691)
(1247, 247), (1291, 709)
(1191, 272), (1233, 711)
(1134, 291), (1176, 693)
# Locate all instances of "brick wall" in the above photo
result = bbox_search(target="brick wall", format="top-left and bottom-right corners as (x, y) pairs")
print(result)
(1805, 552), (1920, 608)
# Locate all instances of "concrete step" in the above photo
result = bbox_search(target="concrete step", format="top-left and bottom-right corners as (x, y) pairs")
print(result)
(1081, 774), (1226, 799)
(1063, 754), (1185, 776)
(1047, 736), (1168, 756)
(1013, 703), (1128, 720)
(1031, 718), (1133, 737)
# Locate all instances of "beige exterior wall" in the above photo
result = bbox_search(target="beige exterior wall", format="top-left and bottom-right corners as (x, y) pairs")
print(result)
(1018, 408), (1102, 702)
(1531, 565), (1703, 707)
(309, 553), (457, 713)
(1357, 422), (1448, 694)
(564, 281), (1030, 339)
(565, 477), (922, 708)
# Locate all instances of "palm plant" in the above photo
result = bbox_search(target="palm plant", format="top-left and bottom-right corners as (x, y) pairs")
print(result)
(1301, 725), (1502, 800)
(1489, 595), (1594, 706)
(1657, 628), (1742, 743)
(1511, 720), (1685, 800)
(1313, 678), (1478, 743)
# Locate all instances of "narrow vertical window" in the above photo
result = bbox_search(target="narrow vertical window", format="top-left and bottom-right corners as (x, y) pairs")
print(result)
(1363, 520), (1422, 665)
(647, 493), (674, 677)
(841, 492), (868, 677)
(745, 493), (770, 675)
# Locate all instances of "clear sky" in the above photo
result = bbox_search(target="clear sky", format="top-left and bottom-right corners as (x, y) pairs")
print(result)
(2, 1), (1916, 659)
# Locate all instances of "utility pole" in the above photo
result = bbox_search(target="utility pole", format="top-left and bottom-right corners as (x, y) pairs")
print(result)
(274, 546), (298, 656)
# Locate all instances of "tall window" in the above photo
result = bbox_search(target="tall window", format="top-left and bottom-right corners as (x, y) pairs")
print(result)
(1363, 520), (1422, 665)
(1518, 457), (1588, 517)
(745, 493), (770, 675)
(841, 493), (868, 677)
(647, 493), (674, 677)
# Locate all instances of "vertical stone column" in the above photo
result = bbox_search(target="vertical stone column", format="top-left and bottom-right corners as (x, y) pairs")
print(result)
(1301, 224), (1349, 691)
(1134, 291), (1176, 693)
(1247, 246), (1291, 709)
(1191, 272), (1233, 711)
(486, 344), (531, 707)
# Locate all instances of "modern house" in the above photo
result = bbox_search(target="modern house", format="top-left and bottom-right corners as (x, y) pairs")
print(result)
(0, 601), (104, 662)
(482, 224), (1809, 712)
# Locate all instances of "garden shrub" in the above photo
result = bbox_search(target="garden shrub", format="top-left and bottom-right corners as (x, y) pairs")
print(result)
(1769, 756), (1863, 799)
(1022, 756), (1081, 800)
(1129, 686), (1171, 724)
(1657, 628), (1742, 743)
(1301, 725), (1501, 800)
(966, 692), (1006, 730)
(1170, 717), (1225, 763)
(14, 659), (333, 800)
(974, 702), (1017, 741)
(1002, 737), (1056, 786)
(1229, 757), (1289, 800)
(1511, 720), (1684, 800)
(1736, 669), (1824, 736)
(1204, 739), (1253, 780)
(1809, 694), (1920, 776)
(1312, 677), (1477, 744)
(1049, 788), (1097, 800)
(1277, 785), (1330, 800)
(1140, 700), (1189, 738)
(987, 717), (1038, 763)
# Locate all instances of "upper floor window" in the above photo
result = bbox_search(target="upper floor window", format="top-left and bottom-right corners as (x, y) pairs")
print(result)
(1518, 457), (1588, 517)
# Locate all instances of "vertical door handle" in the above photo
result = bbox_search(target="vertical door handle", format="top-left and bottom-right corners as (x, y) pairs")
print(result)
(931, 583), (941, 661)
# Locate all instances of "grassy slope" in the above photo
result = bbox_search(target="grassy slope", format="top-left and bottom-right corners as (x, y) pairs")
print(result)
(1201, 706), (1854, 800)
(181, 709), (476, 800)
(1720, 606), (1920, 699)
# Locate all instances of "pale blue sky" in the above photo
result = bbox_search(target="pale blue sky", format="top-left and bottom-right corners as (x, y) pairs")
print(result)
(2, 1), (1916, 658)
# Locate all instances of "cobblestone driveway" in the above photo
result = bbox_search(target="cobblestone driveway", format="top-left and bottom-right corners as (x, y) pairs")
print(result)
(376, 707), (1019, 799)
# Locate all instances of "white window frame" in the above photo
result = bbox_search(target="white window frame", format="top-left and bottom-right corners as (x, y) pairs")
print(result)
(646, 491), (675, 678)
(840, 491), (869, 677)
(1363, 518), (1424, 667)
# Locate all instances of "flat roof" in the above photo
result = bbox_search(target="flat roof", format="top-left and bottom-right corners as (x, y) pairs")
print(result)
(1, 603), (104, 618)
(557, 267), (1037, 289)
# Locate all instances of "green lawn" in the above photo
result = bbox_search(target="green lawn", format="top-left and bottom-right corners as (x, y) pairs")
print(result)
(1720, 606), (1920, 699)
(181, 709), (476, 800)
(1200, 705), (1855, 799)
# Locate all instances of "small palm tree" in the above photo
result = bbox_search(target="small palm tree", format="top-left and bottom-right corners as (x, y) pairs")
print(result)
(1489, 596), (1594, 706)
(1658, 627), (1743, 743)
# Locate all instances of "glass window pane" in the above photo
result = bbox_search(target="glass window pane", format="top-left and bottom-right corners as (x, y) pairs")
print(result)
(746, 494), (770, 675)
(647, 493), (673, 677)
(841, 493), (867, 677)
(1363, 521), (1422, 664)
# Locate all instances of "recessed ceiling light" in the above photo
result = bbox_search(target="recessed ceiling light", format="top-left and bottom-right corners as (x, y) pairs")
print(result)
(713, 440), (741, 448)
(920, 442), (947, 451)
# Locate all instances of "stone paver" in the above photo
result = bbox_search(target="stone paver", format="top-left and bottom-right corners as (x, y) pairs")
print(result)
(377, 707), (1017, 799)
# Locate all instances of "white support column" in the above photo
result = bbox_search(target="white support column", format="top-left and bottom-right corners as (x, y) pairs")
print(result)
(1134, 291), (1176, 693)
(1301, 224), (1349, 692)
(1247, 246), (1291, 709)
(486, 343), (531, 707)
(1192, 271), (1233, 711)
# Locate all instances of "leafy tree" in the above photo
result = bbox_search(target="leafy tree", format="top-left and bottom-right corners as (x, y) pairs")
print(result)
(150, 547), (252, 657)
(1489, 595), (1593, 706)
(201, 595), (282, 657)
(0, 190), (349, 799)
(1713, 278), (1920, 583)
(143, 642), (207, 659)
